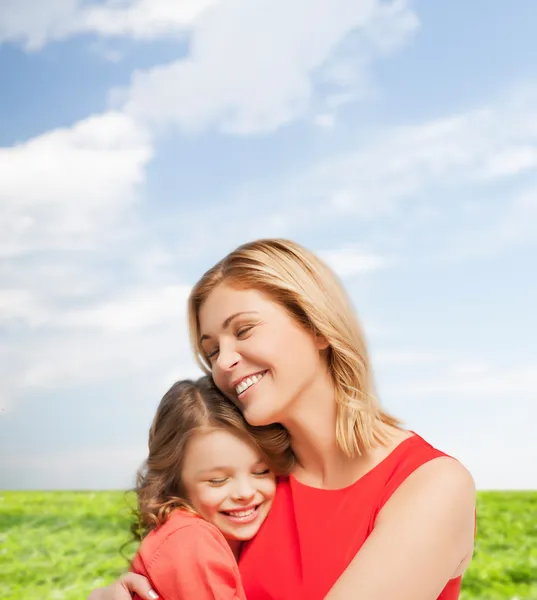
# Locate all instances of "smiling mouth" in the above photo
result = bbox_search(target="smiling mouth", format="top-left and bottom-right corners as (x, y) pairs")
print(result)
(235, 371), (267, 395)
(221, 504), (261, 523)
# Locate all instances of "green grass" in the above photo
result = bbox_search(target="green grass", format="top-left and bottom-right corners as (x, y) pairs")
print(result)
(0, 491), (137, 600)
(460, 492), (537, 600)
(1, 491), (536, 599)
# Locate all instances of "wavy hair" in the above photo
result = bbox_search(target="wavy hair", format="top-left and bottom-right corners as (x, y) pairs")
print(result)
(132, 375), (293, 541)
(188, 239), (402, 458)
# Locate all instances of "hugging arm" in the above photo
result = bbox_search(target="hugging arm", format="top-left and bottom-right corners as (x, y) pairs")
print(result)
(324, 457), (476, 600)
(86, 573), (156, 600)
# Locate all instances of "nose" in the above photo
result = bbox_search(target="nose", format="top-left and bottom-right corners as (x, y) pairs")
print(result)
(215, 340), (240, 372)
(230, 477), (256, 503)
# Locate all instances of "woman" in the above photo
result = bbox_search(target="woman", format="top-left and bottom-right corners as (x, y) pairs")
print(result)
(88, 238), (475, 600)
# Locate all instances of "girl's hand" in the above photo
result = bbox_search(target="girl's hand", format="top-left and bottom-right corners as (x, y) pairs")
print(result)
(87, 573), (158, 600)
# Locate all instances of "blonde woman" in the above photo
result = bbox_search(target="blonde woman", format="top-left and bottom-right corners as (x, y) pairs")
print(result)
(88, 239), (475, 600)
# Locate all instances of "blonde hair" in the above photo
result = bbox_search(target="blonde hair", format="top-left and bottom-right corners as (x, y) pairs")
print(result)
(133, 376), (293, 540)
(188, 239), (402, 457)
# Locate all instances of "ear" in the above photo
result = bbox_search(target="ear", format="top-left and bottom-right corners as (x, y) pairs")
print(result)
(314, 331), (330, 350)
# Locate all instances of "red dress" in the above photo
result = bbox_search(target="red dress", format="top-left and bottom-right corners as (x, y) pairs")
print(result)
(131, 509), (246, 600)
(239, 433), (463, 599)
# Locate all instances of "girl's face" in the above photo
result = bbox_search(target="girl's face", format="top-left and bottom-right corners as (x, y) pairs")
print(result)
(181, 428), (276, 543)
(198, 284), (329, 426)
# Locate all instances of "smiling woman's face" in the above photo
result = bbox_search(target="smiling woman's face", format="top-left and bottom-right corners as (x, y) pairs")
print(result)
(198, 283), (329, 427)
(181, 428), (276, 543)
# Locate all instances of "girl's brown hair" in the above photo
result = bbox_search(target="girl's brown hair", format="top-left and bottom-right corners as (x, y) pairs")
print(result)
(188, 238), (402, 458)
(132, 375), (293, 540)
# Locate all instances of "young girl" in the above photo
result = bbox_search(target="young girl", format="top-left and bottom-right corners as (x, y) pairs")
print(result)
(129, 375), (292, 600)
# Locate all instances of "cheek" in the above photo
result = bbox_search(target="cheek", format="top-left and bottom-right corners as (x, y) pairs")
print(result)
(188, 486), (227, 515)
(258, 477), (277, 501)
(271, 328), (316, 368)
(212, 370), (231, 397)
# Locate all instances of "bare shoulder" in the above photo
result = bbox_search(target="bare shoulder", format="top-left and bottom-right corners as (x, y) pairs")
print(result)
(405, 456), (475, 500)
(378, 456), (476, 539)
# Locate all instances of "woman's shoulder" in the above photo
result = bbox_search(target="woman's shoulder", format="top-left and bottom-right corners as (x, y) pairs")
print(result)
(376, 431), (473, 497)
(395, 449), (475, 498)
(377, 432), (475, 522)
(376, 430), (458, 472)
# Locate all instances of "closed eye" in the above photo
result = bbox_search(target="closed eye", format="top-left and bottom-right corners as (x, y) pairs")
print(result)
(206, 347), (219, 360)
(237, 325), (254, 338)
(208, 477), (228, 486)
(253, 468), (271, 477)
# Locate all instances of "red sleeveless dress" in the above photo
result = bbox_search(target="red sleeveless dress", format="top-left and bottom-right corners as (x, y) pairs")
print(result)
(238, 433), (463, 599)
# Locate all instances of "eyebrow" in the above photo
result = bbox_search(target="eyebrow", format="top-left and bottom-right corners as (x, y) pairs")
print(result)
(196, 467), (229, 476)
(199, 311), (259, 344)
(196, 459), (266, 476)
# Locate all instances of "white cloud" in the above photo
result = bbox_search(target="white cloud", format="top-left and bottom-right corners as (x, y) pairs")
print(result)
(1, 1), (418, 135)
(0, 282), (191, 331)
(373, 349), (436, 366)
(319, 245), (387, 277)
(380, 359), (537, 489)
(1, 283), (201, 420)
(67, 0), (220, 40)
(447, 363), (491, 377)
(17, 323), (196, 391)
(434, 430), (537, 490)
(0, 0), (77, 50)
(0, 290), (47, 327)
(314, 114), (336, 129)
(305, 100), (537, 218)
(62, 284), (192, 333)
(3, 283), (194, 384)
(493, 186), (537, 244)
(435, 179), (537, 261)
(239, 85), (537, 256)
(0, 111), (153, 257)
(406, 362), (537, 396)
(120, 0), (418, 134)
(0, 105), (161, 412)
(479, 145), (537, 179)
(0, 0), (219, 50)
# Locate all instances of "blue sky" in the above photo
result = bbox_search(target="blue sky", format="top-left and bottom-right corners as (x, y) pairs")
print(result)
(1, 0), (536, 491)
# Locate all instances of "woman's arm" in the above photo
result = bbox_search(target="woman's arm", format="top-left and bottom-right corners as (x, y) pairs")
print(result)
(324, 457), (476, 600)
(86, 573), (157, 600)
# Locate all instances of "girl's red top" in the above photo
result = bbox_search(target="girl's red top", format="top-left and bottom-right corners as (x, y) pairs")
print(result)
(131, 509), (246, 600)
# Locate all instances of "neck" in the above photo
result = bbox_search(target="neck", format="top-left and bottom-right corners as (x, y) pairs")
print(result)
(281, 366), (361, 489)
(226, 538), (242, 560)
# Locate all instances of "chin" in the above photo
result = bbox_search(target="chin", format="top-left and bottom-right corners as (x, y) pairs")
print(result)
(243, 408), (278, 427)
(231, 526), (261, 541)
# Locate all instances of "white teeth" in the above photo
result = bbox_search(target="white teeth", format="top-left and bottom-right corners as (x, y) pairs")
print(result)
(235, 372), (265, 395)
(227, 508), (255, 517)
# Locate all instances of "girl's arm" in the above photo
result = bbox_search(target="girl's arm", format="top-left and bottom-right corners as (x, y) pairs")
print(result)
(324, 457), (476, 600)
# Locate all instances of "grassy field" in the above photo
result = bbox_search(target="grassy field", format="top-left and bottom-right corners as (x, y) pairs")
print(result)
(1, 491), (536, 599)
